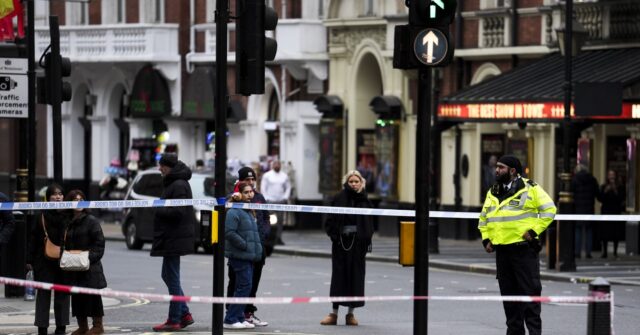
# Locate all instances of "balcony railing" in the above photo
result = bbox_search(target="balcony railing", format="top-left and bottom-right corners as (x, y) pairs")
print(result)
(35, 24), (180, 62)
(576, 0), (640, 42)
(480, 15), (507, 48)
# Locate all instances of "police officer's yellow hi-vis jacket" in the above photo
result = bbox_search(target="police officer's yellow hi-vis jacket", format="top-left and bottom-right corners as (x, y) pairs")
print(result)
(478, 177), (556, 245)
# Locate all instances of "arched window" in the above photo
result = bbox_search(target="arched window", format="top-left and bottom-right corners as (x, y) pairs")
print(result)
(266, 91), (280, 157)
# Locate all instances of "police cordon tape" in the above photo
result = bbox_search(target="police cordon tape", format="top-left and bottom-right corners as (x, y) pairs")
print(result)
(0, 276), (612, 305)
(0, 199), (637, 221)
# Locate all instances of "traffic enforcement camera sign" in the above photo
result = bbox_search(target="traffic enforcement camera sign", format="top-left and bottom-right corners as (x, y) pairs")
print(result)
(0, 57), (28, 118)
(413, 28), (448, 66)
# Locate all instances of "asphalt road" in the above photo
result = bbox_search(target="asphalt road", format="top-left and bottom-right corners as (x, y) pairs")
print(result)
(2, 240), (639, 334)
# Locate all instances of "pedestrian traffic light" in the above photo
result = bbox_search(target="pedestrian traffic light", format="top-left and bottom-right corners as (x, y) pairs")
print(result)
(394, 0), (457, 69)
(236, 0), (278, 96)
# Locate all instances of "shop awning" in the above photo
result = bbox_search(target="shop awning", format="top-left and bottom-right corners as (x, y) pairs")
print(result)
(439, 48), (640, 122)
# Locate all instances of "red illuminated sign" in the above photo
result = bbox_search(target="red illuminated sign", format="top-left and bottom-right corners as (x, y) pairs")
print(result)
(438, 102), (640, 120)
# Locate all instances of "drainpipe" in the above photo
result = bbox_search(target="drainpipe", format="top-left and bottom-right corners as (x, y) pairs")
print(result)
(279, 0), (287, 162)
(511, 0), (519, 67)
(185, 0), (195, 73)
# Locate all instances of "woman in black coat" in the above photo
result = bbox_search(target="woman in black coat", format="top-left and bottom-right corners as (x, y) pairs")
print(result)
(27, 183), (71, 335)
(63, 190), (107, 335)
(321, 170), (374, 327)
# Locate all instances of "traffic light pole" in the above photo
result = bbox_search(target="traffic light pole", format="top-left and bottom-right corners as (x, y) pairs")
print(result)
(27, 0), (36, 204)
(49, 16), (62, 184)
(212, 0), (229, 333)
(414, 67), (431, 334)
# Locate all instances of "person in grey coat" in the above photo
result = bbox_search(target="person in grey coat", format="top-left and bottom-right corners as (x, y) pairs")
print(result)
(223, 181), (263, 330)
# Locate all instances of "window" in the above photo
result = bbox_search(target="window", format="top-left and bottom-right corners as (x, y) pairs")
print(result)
(103, 0), (126, 24)
(481, 0), (511, 9)
(66, 1), (89, 25)
(364, 0), (375, 16)
(140, 0), (165, 23)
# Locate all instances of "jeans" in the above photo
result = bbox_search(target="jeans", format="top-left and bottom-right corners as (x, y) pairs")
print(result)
(161, 256), (190, 323)
(224, 259), (253, 324)
(575, 221), (593, 256)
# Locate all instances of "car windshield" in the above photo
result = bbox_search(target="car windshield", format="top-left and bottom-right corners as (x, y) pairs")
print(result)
(190, 174), (216, 199)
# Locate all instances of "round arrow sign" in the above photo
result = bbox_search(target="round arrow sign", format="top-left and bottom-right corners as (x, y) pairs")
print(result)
(413, 28), (449, 66)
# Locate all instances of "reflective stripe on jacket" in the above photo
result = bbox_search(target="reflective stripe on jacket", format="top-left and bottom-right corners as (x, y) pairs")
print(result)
(478, 178), (556, 245)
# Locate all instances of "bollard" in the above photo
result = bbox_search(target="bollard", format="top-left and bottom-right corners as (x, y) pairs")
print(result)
(587, 277), (611, 335)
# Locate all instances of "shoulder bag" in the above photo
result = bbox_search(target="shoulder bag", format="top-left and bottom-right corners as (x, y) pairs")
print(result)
(59, 226), (90, 271)
(42, 216), (61, 260)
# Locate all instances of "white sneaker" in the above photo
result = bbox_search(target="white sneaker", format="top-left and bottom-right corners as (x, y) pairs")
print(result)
(246, 313), (269, 327)
(223, 322), (246, 329)
(242, 321), (256, 329)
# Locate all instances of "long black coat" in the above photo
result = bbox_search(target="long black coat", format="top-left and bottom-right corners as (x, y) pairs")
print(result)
(571, 170), (600, 214)
(324, 184), (374, 308)
(28, 210), (71, 283)
(151, 162), (195, 257)
(0, 192), (15, 245)
(63, 213), (107, 289)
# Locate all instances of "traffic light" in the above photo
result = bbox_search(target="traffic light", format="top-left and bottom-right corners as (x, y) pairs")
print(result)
(236, 0), (278, 96)
(37, 19), (72, 105)
(394, 0), (457, 69)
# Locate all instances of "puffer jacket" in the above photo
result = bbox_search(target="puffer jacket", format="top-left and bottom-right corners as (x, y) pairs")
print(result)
(63, 213), (107, 289)
(224, 208), (262, 262)
(151, 161), (196, 257)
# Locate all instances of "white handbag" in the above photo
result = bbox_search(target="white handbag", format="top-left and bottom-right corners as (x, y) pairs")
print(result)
(60, 250), (90, 271)
(60, 228), (90, 272)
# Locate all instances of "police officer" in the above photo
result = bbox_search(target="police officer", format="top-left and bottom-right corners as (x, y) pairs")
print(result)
(478, 155), (556, 335)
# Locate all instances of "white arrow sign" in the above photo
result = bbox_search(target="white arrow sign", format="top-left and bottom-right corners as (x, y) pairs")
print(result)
(422, 31), (439, 63)
(431, 0), (445, 18)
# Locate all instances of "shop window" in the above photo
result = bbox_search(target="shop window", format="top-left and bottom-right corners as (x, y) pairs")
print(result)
(481, 0), (510, 10)
(266, 91), (280, 157)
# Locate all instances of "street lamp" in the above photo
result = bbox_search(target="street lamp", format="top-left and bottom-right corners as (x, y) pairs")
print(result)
(555, 0), (588, 272)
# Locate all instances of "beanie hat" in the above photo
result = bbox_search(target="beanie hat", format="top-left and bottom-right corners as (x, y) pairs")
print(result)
(159, 153), (178, 168)
(498, 155), (523, 175)
(238, 166), (256, 180)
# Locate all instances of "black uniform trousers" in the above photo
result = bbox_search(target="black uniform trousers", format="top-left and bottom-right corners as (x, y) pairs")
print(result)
(495, 242), (542, 335)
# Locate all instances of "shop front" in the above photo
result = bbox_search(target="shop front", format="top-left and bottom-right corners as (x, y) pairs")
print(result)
(437, 48), (640, 247)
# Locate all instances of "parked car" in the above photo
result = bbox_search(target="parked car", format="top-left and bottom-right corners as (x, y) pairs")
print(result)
(121, 169), (217, 252)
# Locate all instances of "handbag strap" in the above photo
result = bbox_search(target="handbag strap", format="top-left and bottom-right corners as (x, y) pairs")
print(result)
(41, 215), (50, 240)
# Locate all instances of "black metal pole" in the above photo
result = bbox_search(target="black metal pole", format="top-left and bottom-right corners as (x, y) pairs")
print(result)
(27, 0), (35, 203)
(428, 71), (439, 254)
(49, 16), (62, 184)
(414, 67), (431, 335)
(212, 0), (229, 333)
(557, 0), (576, 272)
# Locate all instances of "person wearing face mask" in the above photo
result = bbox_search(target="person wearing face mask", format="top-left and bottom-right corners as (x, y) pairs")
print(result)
(27, 184), (71, 335)
(226, 167), (270, 327)
(478, 155), (556, 335)
(223, 182), (263, 330)
(321, 170), (374, 327)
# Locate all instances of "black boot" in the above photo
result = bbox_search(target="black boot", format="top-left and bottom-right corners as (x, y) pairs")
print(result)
(54, 325), (66, 334)
(38, 327), (48, 335)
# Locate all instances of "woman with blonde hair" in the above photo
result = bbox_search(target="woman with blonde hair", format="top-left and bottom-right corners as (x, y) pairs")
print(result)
(321, 170), (374, 326)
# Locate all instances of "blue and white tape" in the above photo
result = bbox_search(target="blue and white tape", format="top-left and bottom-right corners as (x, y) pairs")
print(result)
(1, 199), (639, 221)
(0, 199), (217, 211)
(225, 202), (640, 222)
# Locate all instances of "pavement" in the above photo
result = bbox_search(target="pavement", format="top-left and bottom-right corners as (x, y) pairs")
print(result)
(1, 223), (639, 334)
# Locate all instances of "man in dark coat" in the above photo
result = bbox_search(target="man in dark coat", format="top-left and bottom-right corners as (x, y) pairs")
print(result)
(571, 164), (599, 258)
(151, 154), (196, 332)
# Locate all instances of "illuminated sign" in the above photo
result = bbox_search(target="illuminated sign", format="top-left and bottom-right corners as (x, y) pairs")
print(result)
(438, 102), (640, 120)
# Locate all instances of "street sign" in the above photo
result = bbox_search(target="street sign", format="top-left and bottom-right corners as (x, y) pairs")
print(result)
(413, 28), (448, 66)
(0, 57), (28, 118)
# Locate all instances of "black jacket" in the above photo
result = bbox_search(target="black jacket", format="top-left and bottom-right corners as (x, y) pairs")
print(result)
(571, 170), (600, 214)
(0, 192), (15, 245)
(28, 210), (71, 283)
(325, 183), (374, 242)
(151, 161), (195, 257)
(63, 213), (107, 289)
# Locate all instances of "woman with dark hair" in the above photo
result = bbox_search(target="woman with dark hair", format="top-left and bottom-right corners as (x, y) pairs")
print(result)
(321, 170), (374, 326)
(27, 183), (71, 335)
(63, 190), (107, 335)
(223, 182), (263, 330)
